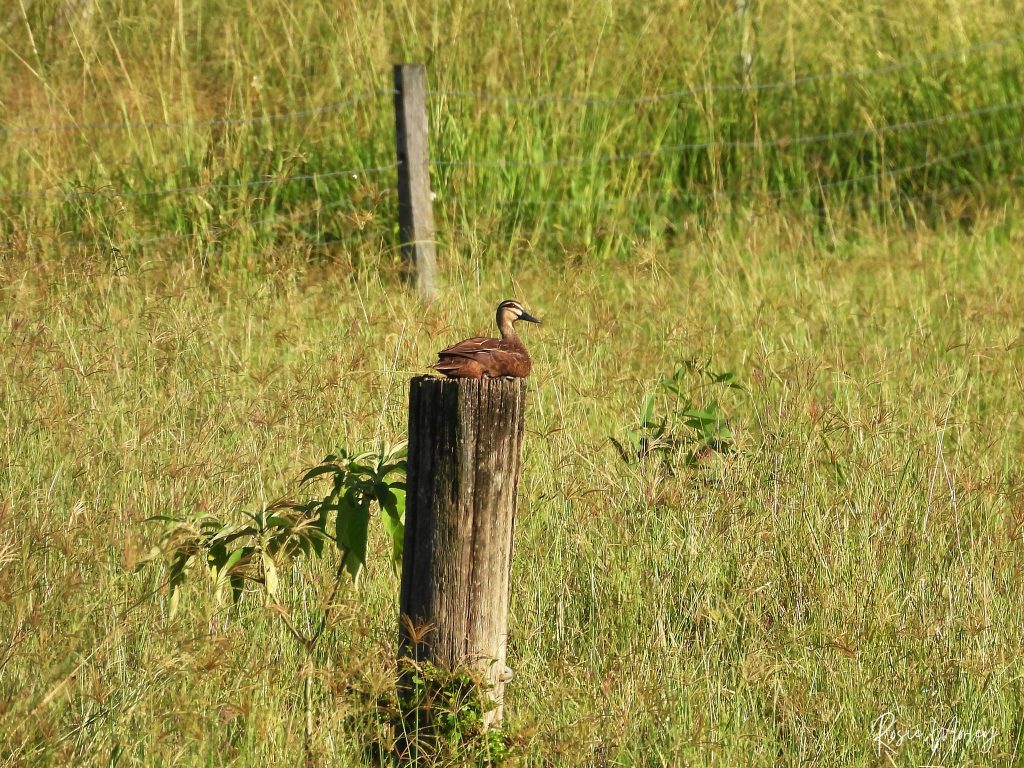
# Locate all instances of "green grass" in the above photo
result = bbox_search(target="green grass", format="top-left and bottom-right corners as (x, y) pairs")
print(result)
(3, 0), (1024, 257)
(4, 219), (1024, 765)
(3, 1), (1024, 766)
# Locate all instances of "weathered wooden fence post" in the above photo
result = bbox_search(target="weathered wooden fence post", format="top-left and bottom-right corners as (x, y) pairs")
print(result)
(399, 376), (527, 726)
(736, 0), (754, 87)
(393, 64), (440, 302)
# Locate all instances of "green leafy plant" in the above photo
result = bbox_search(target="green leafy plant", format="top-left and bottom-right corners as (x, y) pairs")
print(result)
(397, 659), (510, 767)
(142, 441), (407, 766)
(147, 442), (407, 613)
(614, 360), (742, 468)
(300, 442), (408, 581)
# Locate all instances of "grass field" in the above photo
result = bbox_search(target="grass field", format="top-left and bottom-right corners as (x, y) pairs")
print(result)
(3, 1), (1024, 766)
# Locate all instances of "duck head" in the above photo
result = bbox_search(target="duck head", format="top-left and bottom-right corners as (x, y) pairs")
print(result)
(496, 299), (542, 333)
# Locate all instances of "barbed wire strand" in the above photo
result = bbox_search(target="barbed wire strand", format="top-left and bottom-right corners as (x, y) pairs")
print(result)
(431, 33), (1024, 105)
(0, 88), (392, 138)
(54, 133), (1013, 250)
(734, 171), (1024, 222)
(0, 161), (399, 202)
(447, 172), (1024, 241)
(59, 193), (395, 251)
(51, 169), (1021, 254)
(444, 133), (1024, 210)
(2, 32), (1018, 138)
(432, 97), (1024, 170)
(60, 224), (385, 254)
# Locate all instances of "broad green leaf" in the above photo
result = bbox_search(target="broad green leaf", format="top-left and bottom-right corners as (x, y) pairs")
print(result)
(348, 462), (375, 478)
(301, 463), (342, 483)
(377, 462), (406, 480)
(640, 393), (655, 426)
(374, 483), (405, 519)
(713, 370), (744, 389)
(222, 546), (246, 575)
(684, 408), (716, 422)
(380, 505), (405, 569)
(385, 486), (406, 520)
(341, 549), (362, 581)
(199, 519), (226, 534)
(331, 472), (346, 500)
(207, 543), (227, 570)
(209, 525), (257, 545)
(229, 573), (245, 605)
(169, 551), (191, 588)
(309, 532), (325, 558)
(266, 529), (300, 559)
(335, 488), (370, 581)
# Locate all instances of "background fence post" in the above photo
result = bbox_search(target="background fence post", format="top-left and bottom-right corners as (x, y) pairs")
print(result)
(736, 0), (753, 87)
(399, 376), (527, 727)
(393, 64), (440, 302)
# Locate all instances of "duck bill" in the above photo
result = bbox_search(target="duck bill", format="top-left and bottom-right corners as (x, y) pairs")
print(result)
(519, 311), (542, 324)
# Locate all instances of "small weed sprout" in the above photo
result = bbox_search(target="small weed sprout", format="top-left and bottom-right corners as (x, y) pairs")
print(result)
(614, 360), (743, 469)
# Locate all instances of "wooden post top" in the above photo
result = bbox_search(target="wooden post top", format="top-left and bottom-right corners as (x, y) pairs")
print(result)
(409, 374), (528, 393)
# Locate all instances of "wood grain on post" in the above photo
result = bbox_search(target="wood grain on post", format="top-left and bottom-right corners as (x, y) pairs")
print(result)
(400, 376), (527, 725)
(393, 64), (440, 302)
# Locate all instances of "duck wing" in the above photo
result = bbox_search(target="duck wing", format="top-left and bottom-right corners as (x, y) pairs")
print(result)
(434, 337), (531, 378)
(436, 336), (496, 359)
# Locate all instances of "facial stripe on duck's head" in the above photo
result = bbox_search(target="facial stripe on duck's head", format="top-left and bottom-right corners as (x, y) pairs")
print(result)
(496, 299), (541, 327)
(498, 300), (523, 320)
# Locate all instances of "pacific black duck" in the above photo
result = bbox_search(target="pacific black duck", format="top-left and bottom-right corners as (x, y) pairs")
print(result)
(432, 299), (541, 379)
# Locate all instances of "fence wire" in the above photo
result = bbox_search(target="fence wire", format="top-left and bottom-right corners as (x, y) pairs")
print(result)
(433, 98), (1024, 170)
(4, 33), (1020, 138)
(448, 134), (1024, 210)
(444, 172), (1024, 243)
(0, 88), (390, 138)
(0, 162), (398, 202)
(431, 33), (1024, 105)
(55, 192), (396, 252)
(5, 44), (1024, 250)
